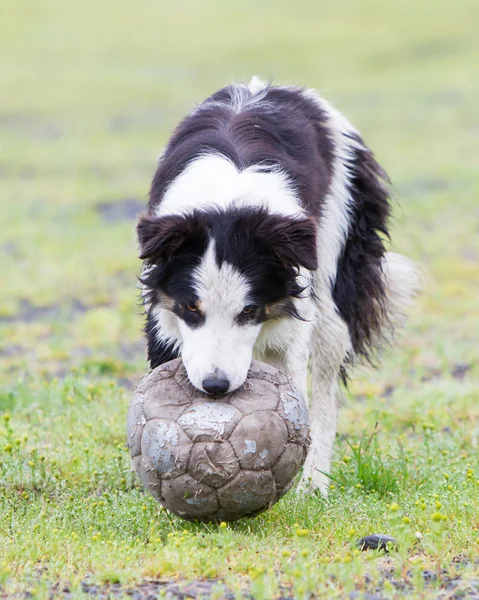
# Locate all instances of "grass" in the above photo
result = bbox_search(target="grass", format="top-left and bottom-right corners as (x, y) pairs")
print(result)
(1, 0), (479, 597)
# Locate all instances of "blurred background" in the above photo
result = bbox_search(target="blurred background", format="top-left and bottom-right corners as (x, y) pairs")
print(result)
(1, 0), (478, 386)
(1, 1), (479, 592)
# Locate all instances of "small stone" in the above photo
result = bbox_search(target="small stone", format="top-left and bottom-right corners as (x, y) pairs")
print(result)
(357, 534), (397, 552)
(422, 569), (437, 582)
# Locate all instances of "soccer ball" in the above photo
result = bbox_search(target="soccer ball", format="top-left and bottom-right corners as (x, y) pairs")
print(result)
(126, 359), (310, 522)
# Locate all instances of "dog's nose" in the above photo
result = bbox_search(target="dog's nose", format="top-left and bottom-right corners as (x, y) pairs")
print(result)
(202, 370), (230, 394)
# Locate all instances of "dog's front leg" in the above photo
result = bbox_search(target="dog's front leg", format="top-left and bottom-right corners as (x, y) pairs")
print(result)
(277, 338), (339, 498)
(279, 346), (310, 404)
(299, 368), (340, 496)
(255, 313), (344, 497)
(298, 299), (352, 497)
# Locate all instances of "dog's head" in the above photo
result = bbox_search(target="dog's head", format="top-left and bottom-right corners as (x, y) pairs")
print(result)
(138, 208), (317, 394)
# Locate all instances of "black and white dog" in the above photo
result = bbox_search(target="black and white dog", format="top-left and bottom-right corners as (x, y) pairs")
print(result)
(137, 78), (418, 494)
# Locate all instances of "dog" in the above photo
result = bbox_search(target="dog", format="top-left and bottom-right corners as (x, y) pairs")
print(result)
(137, 77), (418, 495)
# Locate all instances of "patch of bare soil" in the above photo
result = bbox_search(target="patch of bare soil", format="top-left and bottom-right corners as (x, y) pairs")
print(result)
(5, 563), (479, 600)
(95, 198), (144, 223)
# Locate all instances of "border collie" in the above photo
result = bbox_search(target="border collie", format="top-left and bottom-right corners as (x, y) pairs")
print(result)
(137, 77), (418, 494)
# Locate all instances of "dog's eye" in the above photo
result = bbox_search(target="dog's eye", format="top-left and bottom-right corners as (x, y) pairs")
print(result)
(241, 305), (256, 316)
(186, 303), (198, 313)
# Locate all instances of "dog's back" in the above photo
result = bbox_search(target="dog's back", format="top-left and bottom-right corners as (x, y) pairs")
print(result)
(148, 79), (333, 220)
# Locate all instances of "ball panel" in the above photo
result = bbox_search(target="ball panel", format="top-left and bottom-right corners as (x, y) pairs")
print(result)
(230, 379), (279, 415)
(162, 474), (219, 518)
(204, 503), (273, 523)
(248, 360), (289, 385)
(275, 478), (295, 501)
(142, 377), (192, 422)
(133, 455), (163, 499)
(271, 443), (305, 489)
(277, 385), (310, 444)
(135, 362), (178, 395)
(229, 411), (288, 471)
(217, 470), (276, 516)
(126, 397), (145, 458)
(187, 441), (239, 488)
(178, 402), (242, 442)
(173, 364), (197, 392)
(141, 419), (192, 480)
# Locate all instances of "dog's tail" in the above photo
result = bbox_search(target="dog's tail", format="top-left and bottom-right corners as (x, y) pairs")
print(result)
(381, 251), (421, 340)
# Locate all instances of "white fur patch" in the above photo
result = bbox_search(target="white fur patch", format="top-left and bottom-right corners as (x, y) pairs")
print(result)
(222, 81), (270, 113)
(150, 304), (182, 353)
(248, 76), (267, 94)
(192, 80), (270, 116)
(155, 154), (303, 219)
(303, 89), (362, 284)
(178, 242), (262, 393)
(193, 241), (250, 314)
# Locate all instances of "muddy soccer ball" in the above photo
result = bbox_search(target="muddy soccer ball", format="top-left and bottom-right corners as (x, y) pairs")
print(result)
(126, 358), (310, 522)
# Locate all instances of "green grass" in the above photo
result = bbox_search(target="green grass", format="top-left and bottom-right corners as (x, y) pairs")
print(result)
(1, 0), (479, 597)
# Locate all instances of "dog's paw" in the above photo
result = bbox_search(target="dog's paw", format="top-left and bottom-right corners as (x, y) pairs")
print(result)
(296, 466), (330, 498)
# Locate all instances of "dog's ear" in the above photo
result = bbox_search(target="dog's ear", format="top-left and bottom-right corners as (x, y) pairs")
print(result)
(258, 216), (318, 271)
(137, 213), (206, 263)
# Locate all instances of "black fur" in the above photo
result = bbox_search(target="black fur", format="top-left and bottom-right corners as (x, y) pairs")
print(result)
(138, 214), (208, 313)
(332, 134), (391, 367)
